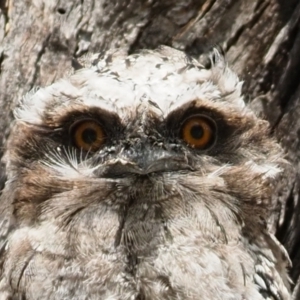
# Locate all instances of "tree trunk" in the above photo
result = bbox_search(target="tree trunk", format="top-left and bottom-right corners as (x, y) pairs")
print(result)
(1, 0), (300, 295)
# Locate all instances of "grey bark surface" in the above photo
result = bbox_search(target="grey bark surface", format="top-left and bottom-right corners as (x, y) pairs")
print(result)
(1, 0), (300, 296)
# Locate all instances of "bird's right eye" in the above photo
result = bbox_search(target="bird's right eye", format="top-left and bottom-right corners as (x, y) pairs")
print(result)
(71, 120), (106, 151)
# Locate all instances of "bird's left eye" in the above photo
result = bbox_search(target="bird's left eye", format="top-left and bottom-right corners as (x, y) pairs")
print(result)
(181, 115), (216, 149)
(71, 120), (105, 151)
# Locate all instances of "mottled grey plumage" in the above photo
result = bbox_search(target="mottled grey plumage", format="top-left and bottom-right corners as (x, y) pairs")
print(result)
(0, 46), (292, 299)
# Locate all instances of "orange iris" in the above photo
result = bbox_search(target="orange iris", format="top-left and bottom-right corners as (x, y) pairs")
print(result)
(72, 120), (105, 151)
(181, 115), (215, 149)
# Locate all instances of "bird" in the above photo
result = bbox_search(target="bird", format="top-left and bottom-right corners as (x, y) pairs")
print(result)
(0, 46), (292, 299)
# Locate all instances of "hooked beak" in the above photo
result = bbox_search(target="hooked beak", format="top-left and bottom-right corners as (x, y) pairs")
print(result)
(99, 149), (193, 178)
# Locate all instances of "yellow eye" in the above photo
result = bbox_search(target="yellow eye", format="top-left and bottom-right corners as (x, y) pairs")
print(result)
(181, 115), (216, 149)
(72, 120), (105, 151)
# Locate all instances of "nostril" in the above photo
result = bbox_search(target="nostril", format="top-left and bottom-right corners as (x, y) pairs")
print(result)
(57, 8), (66, 14)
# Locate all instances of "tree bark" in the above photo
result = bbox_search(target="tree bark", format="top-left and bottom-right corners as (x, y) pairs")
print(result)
(1, 0), (300, 295)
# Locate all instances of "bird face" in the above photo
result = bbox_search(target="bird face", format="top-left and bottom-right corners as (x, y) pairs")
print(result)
(0, 47), (290, 299)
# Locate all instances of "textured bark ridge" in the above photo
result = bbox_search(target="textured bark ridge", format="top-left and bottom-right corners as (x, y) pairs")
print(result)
(1, 0), (300, 296)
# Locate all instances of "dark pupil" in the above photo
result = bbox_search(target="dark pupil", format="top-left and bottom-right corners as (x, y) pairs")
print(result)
(190, 124), (204, 139)
(82, 128), (97, 144)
